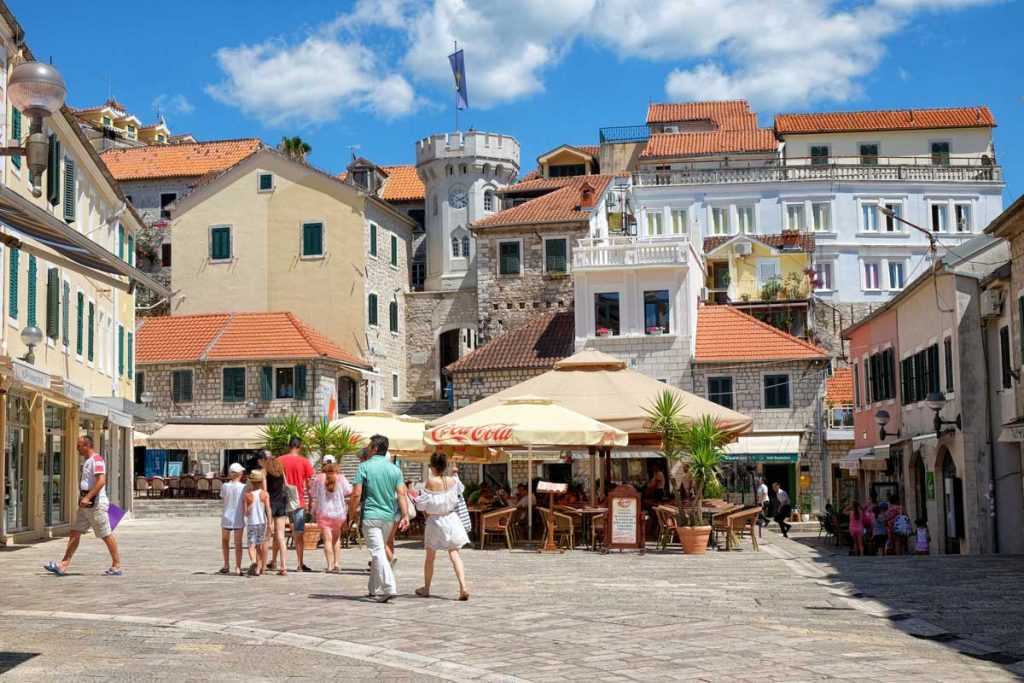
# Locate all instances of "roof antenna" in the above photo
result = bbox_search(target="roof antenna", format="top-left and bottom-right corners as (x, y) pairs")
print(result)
(348, 144), (361, 160)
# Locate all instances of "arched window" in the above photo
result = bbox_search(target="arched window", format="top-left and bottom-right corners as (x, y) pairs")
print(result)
(484, 190), (495, 212)
(445, 164), (453, 176)
(451, 234), (461, 257)
(462, 236), (471, 258)
(460, 163), (468, 174)
(367, 293), (378, 326)
(482, 163), (492, 176)
(389, 300), (399, 333)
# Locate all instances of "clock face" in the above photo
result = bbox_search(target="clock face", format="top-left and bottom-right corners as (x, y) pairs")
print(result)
(449, 188), (468, 209)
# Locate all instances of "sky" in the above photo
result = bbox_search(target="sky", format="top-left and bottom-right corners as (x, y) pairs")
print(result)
(11, 0), (1024, 201)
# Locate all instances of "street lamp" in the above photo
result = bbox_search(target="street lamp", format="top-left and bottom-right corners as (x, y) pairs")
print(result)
(926, 391), (961, 437)
(139, 390), (155, 405)
(19, 324), (43, 364)
(2, 61), (67, 198)
(875, 409), (900, 441)
(245, 399), (258, 416)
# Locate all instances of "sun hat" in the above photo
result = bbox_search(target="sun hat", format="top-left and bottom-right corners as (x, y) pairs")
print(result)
(249, 469), (265, 483)
(323, 455), (337, 464)
(228, 463), (245, 474)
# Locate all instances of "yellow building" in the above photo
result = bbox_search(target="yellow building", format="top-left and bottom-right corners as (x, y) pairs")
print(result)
(703, 233), (814, 338)
(0, 2), (171, 543)
(73, 98), (184, 152)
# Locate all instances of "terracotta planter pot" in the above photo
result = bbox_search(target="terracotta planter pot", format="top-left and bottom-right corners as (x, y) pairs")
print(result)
(676, 525), (712, 555)
(302, 524), (322, 550)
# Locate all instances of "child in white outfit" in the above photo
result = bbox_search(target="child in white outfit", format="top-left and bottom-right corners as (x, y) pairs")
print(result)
(220, 464), (246, 575)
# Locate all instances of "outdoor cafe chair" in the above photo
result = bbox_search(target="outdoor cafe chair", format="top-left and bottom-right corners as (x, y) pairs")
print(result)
(549, 510), (576, 550)
(480, 507), (515, 550)
(180, 476), (197, 498)
(134, 476), (150, 498)
(150, 477), (165, 497)
(654, 505), (678, 551)
(196, 477), (211, 497)
(210, 478), (223, 497)
(166, 477), (179, 497)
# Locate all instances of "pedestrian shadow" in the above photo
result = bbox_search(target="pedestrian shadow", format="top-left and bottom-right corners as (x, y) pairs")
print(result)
(308, 593), (411, 603)
(0, 652), (39, 675)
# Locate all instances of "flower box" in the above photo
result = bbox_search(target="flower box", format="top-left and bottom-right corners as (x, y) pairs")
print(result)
(646, 327), (664, 336)
(595, 328), (612, 337)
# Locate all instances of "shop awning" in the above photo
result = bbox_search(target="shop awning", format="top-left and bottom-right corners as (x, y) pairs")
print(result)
(0, 185), (172, 299)
(722, 434), (800, 463)
(146, 423), (265, 448)
(840, 445), (890, 472)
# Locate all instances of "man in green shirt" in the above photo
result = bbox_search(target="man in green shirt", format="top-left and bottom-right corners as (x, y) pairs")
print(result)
(349, 434), (409, 602)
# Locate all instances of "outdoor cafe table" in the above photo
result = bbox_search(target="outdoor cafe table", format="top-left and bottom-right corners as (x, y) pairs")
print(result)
(571, 506), (607, 550)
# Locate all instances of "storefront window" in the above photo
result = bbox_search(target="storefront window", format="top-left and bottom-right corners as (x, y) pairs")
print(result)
(4, 396), (31, 532)
(44, 405), (66, 526)
(643, 290), (670, 334)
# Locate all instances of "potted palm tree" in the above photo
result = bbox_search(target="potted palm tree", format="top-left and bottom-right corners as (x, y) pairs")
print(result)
(646, 391), (729, 555)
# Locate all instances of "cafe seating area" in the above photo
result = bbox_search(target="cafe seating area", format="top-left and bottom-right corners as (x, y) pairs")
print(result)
(134, 474), (231, 499)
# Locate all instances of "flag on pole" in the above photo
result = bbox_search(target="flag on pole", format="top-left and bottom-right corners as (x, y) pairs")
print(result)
(448, 48), (468, 110)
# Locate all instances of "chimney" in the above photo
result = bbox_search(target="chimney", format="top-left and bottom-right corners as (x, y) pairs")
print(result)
(579, 181), (595, 206)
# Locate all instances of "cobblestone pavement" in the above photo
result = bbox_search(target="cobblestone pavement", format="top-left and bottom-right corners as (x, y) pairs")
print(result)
(1, 517), (1023, 681)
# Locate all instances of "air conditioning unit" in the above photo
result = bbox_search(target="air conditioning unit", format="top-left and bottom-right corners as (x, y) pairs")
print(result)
(981, 288), (1006, 319)
(700, 287), (709, 301)
(734, 241), (752, 256)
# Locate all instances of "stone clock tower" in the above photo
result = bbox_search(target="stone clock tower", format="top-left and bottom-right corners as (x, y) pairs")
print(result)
(405, 131), (520, 402)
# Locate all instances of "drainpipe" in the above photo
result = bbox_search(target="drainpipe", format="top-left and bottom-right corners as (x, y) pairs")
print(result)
(980, 314), (1000, 554)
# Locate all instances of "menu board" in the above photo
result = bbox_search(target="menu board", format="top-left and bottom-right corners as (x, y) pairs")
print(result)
(605, 484), (643, 550)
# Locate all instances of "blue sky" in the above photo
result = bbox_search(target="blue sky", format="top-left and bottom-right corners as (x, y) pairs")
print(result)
(12, 0), (1024, 201)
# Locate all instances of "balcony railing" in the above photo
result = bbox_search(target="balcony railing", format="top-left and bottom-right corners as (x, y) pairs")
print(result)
(634, 155), (1002, 186)
(599, 125), (651, 144)
(573, 236), (689, 269)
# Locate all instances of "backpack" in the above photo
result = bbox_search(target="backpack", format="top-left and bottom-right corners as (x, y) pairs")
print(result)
(894, 513), (912, 537)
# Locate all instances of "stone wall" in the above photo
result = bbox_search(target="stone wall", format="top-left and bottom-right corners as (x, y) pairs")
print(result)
(405, 289), (478, 400)
(813, 299), (889, 362)
(579, 334), (693, 389)
(450, 366), (549, 409)
(474, 223), (585, 343)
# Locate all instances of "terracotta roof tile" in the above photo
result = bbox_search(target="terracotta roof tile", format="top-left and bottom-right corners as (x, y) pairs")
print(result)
(473, 175), (612, 230)
(137, 312), (369, 367)
(695, 305), (826, 363)
(647, 100), (753, 125)
(379, 165), (425, 201)
(100, 138), (263, 181)
(641, 129), (777, 159)
(704, 232), (816, 254)
(826, 368), (853, 405)
(775, 106), (995, 134)
(447, 311), (574, 373)
(575, 144), (600, 157)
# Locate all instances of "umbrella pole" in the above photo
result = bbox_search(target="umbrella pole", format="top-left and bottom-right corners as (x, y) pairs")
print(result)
(589, 446), (597, 507)
(527, 446), (533, 544)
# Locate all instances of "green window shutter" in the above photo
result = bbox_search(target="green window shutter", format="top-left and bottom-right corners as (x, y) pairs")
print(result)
(223, 367), (245, 402)
(127, 235), (135, 266)
(10, 108), (20, 169)
(118, 325), (125, 376)
(370, 224), (377, 256)
(8, 248), (18, 320)
(302, 222), (323, 256)
(211, 227), (231, 260)
(173, 371), (193, 402)
(389, 300), (398, 333)
(62, 159), (76, 222)
(75, 292), (84, 355)
(294, 365), (307, 400)
(127, 332), (134, 379)
(45, 267), (59, 339)
(61, 281), (70, 347)
(26, 255), (37, 327)
(368, 293), (378, 326)
(117, 224), (125, 260)
(260, 366), (273, 400)
(87, 302), (94, 361)
(390, 235), (398, 266)
(46, 135), (61, 206)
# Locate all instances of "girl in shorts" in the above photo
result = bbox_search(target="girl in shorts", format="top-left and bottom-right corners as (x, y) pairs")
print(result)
(311, 464), (352, 573)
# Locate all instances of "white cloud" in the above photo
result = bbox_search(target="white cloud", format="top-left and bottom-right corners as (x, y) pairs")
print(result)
(152, 93), (194, 116)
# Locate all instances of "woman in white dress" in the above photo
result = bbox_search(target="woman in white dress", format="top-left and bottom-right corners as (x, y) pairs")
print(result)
(414, 452), (470, 601)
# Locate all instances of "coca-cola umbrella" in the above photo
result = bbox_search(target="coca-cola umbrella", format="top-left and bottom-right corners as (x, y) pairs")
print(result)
(426, 397), (628, 541)
(332, 410), (503, 464)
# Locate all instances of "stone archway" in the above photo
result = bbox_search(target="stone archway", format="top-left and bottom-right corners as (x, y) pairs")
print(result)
(937, 446), (964, 555)
(909, 450), (928, 525)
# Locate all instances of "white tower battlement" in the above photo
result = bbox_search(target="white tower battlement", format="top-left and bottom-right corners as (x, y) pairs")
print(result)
(416, 131), (520, 168)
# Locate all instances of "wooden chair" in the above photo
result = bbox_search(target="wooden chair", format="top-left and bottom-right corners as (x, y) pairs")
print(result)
(150, 477), (165, 498)
(716, 506), (762, 551)
(196, 477), (211, 497)
(180, 476), (196, 498)
(546, 509), (576, 550)
(211, 478), (223, 497)
(134, 476), (150, 498)
(480, 507), (515, 550)
(654, 505), (678, 551)
(166, 477), (179, 497)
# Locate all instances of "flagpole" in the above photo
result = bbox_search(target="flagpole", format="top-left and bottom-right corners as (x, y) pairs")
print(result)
(454, 40), (459, 132)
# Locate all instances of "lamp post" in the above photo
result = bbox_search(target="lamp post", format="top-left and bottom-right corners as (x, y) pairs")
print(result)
(1, 61), (68, 198)
(926, 391), (961, 437)
(139, 390), (154, 405)
(19, 324), (43, 364)
(875, 409), (900, 441)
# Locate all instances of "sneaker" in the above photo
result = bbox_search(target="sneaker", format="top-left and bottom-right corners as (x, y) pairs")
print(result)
(372, 594), (395, 604)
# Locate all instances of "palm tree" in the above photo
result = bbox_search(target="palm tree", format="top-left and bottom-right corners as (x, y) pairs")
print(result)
(308, 418), (361, 467)
(259, 415), (310, 455)
(278, 136), (312, 162)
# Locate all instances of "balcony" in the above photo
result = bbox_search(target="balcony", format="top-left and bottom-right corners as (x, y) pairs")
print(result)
(573, 236), (689, 270)
(634, 155), (1002, 187)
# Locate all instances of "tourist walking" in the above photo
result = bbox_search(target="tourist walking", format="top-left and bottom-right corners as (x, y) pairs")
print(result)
(278, 437), (316, 572)
(220, 463), (247, 575)
(886, 494), (912, 556)
(772, 482), (792, 538)
(756, 477), (770, 528)
(245, 469), (272, 576)
(45, 436), (122, 577)
(414, 452), (470, 601)
(348, 435), (410, 603)
(263, 452), (290, 575)
(845, 500), (864, 556)
(872, 501), (889, 555)
(311, 463), (352, 573)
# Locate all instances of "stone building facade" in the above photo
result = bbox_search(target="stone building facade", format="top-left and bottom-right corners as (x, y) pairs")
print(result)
(405, 289), (479, 402)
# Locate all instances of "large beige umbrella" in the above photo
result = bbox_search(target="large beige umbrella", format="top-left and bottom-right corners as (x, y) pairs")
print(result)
(332, 410), (426, 454)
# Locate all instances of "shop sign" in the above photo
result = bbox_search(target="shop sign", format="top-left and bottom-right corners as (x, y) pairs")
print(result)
(428, 423), (513, 444)
(507, 450), (563, 462)
(63, 380), (85, 405)
(722, 453), (799, 463)
(81, 398), (110, 417)
(605, 484), (644, 550)
(108, 410), (132, 428)
(1007, 424), (1024, 442)
(926, 471), (935, 500)
(12, 358), (51, 390)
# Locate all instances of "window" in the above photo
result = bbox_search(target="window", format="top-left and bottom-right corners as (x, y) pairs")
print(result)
(647, 210), (665, 236)
(275, 367), (295, 399)
(708, 377), (734, 409)
(483, 190), (495, 212)
(160, 193), (176, 220)
(257, 172), (274, 192)
(26, 255), (36, 327)
(882, 202), (902, 232)
(61, 280), (70, 347)
(811, 202), (831, 232)
(863, 261), (880, 290)
(888, 261), (905, 290)
(161, 243), (172, 267)
(861, 201), (902, 232)
(737, 206), (756, 234)
(786, 204), (806, 231)
(594, 292), (620, 336)
(861, 203), (878, 232)
(75, 292), (84, 356)
(498, 240), (521, 275)
(63, 158), (76, 222)
(7, 248), (17, 320)
(210, 226), (232, 261)
(764, 374), (791, 409)
(390, 234), (398, 267)
(654, 164), (671, 185)
(367, 293), (378, 326)
(544, 238), (568, 274)
(462, 236), (470, 258)
(300, 222), (324, 257)
(814, 262), (833, 291)
(944, 336), (954, 393)
(853, 362), (861, 408)
(829, 406), (855, 428)
(930, 203), (948, 232)
(223, 367), (246, 402)
(1000, 326), (1012, 389)
(389, 300), (399, 333)
(671, 209), (688, 234)
(411, 261), (425, 291)
(451, 234), (462, 258)
(901, 345), (940, 404)
(810, 145), (830, 165)
(931, 141), (950, 166)
(757, 258), (780, 287)
(136, 371), (146, 404)
(859, 143), (879, 165)
(392, 373), (400, 400)
(954, 203), (972, 233)
(445, 165), (453, 176)
(549, 164), (586, 177)
(45, 268), (59, 340)
(867, 348), (896, 403)
(172, 370), (193, 403)
(644, 290), (670, 334)
(369, 223), (378, 256)
(101, 115), (112, 127)
(711, 207), (730, 235)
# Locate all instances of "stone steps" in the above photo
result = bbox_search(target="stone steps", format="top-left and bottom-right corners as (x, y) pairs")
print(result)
(132, 497), (224, 518)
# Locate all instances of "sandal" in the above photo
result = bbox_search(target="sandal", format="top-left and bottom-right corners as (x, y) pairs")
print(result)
(458, 591), (469, 601)
(277, 569), (287, 576)
(217, 567), (230, 575)
(103, 568), (124, 576)
(414, 587), (430, 598)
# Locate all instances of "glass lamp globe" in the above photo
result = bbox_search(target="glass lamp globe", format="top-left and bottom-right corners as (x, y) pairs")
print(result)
(874, 409), (890, 428)
(925, 392), (946, 413)
(8, 61), (67, 117)
(19, 325), (43, 348)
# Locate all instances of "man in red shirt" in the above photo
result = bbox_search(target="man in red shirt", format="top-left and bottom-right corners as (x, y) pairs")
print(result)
(277, 437), (315, 571)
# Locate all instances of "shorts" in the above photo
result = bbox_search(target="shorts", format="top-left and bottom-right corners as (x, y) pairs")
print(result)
(73, 505), (112, 538)
(290, 508), (305, 533)
(318, 517), (344, 536)
(247, 524), (267, 547)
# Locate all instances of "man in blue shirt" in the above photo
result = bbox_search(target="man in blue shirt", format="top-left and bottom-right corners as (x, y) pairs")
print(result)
(348, 434), (409, 602)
